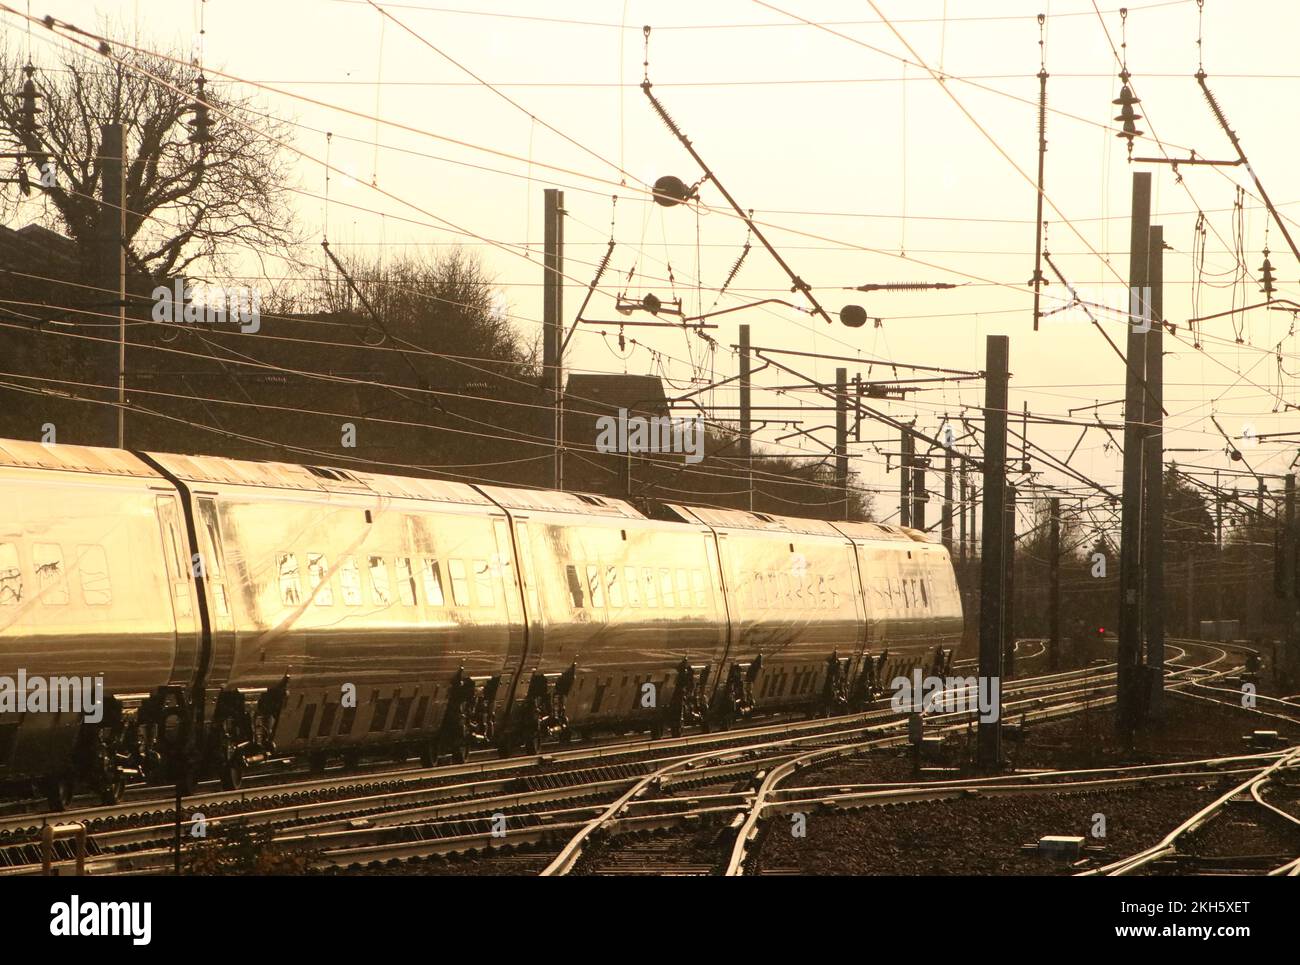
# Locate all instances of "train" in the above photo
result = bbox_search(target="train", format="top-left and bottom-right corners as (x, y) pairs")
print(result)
(0, 438), (963, 810)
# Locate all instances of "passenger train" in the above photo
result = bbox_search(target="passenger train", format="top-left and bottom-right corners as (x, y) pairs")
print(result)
(0, 438), (962, 810)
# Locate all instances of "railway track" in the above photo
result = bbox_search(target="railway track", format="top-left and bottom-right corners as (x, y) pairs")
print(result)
(6, 656), (1127, 875)
(14, 637), (1280, 876)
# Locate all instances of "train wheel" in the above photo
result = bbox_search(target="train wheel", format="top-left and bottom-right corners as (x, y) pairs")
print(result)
(308, 752), (329, 775)
(220, 753), (245, 791)
(44, 774), (74, 812)
(342, 750), (362, 771)
(419, 741), (436, 768)
(451, 742), (469, 765)
(525, 731), (543, 755)
(99, 768), (126, 806)
(649, 719), (664, 740)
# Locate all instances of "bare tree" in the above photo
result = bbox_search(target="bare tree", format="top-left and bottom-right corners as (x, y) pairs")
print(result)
(0, 30), (297, 282)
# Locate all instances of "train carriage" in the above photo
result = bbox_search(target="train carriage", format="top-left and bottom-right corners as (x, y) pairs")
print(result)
(0, 437), (965, 810)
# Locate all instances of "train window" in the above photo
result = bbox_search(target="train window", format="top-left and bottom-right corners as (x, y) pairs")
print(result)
(0, 543), (21, 605)
(585, 565), (605, 608)
(278, 553), (303, 606)
(368, 556), (391, 606)
(565, 564), (585, 608)
(32, 544), (68, 606)
(659, 568), (675, 607)
(370, 698), (392, 733)
(606, 566), (623, 608)
(691, 569), (707, 608)
(422, 559), (445, 606)
(675, 569), (691, 608)
(448, 559), (470, 607)
(196, 499), (229, 617)
(307, 553), (334, 606)
(473, 559), (494, 608)
(392, 696), (413, 731)
(340, 557), (362, 606)
(395, 557), (418, 607)
(317, 702), (338, 737)
(624, 566), (640, 606)
(642, 568), (658, 608)
(76, 544), (112, 606)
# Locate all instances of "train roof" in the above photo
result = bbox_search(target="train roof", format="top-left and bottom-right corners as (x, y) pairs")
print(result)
(145, 451), (493, 506)
(0, 438), (157, 478)
(0, 439), (937, 544)
(475, 485), (647, 520)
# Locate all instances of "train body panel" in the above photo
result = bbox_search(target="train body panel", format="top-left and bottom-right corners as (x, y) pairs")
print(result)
(145, 453), (524, 757)
(0, 437), (968, 801)
(477, 487), (728, 732)
(0, 441), (193, 781)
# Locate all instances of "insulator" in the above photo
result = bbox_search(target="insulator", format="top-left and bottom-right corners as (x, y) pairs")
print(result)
(187, 75), (214, 146)
(1112, 84), (1143, 145)
(1259, 249), (1276, 298)
(17, 65), (41, 136)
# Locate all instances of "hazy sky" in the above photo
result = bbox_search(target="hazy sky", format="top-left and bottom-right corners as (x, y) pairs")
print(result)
(9, 0), (1300, 537)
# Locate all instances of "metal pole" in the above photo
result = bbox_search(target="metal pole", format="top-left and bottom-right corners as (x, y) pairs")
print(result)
(1215, 475), (1223, 631)
(958, 464), (968, 563)
(740, 324), (753, 511)
(978, 335), (1009, 769)
(1287, 475), (1297, 687)
(1143, 224), (1165, 713)
(1117, 171), (1151, 739)
(543, 188), (565, 490)
(942, 450), (954, 551)
(913, 457), (927, 531)
(1004, 482), (1017, 677)
(98, 123), (126, 449)
(1049, 496), (1061, 672)
(835, 367), (848, 519)
(899, 430), (912, 528)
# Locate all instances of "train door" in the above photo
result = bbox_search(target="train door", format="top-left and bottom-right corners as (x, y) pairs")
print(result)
(500, 516), (543, 718)
(153, 492), (200, 687)
(195, 496), (237, 689)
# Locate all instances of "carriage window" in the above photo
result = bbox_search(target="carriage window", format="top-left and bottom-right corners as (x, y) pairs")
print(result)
(307, 553), (333, 606)
(642, 568), (658, 608)
(339, 556), (362, 606)
(33, 543), (68, 606)
(395, 557), (417, 606)
(0, 543), (21, 605)
(690, 570), (707, 608)
(73, 544), (111, 606)
(277, 553), (302, 607)
(659, 568), (675, 608)
(675, 569), (691, 608)
(474, 559), (494, 608)
(585, 565), (605, 608)
(422, 559), (445, 606)
(624, 566), (640, 606)
(565, 564), (585, 608)
(606, 566), (623, 608)
(368, 555), (391, 606)
(448, 558), (470, 607)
